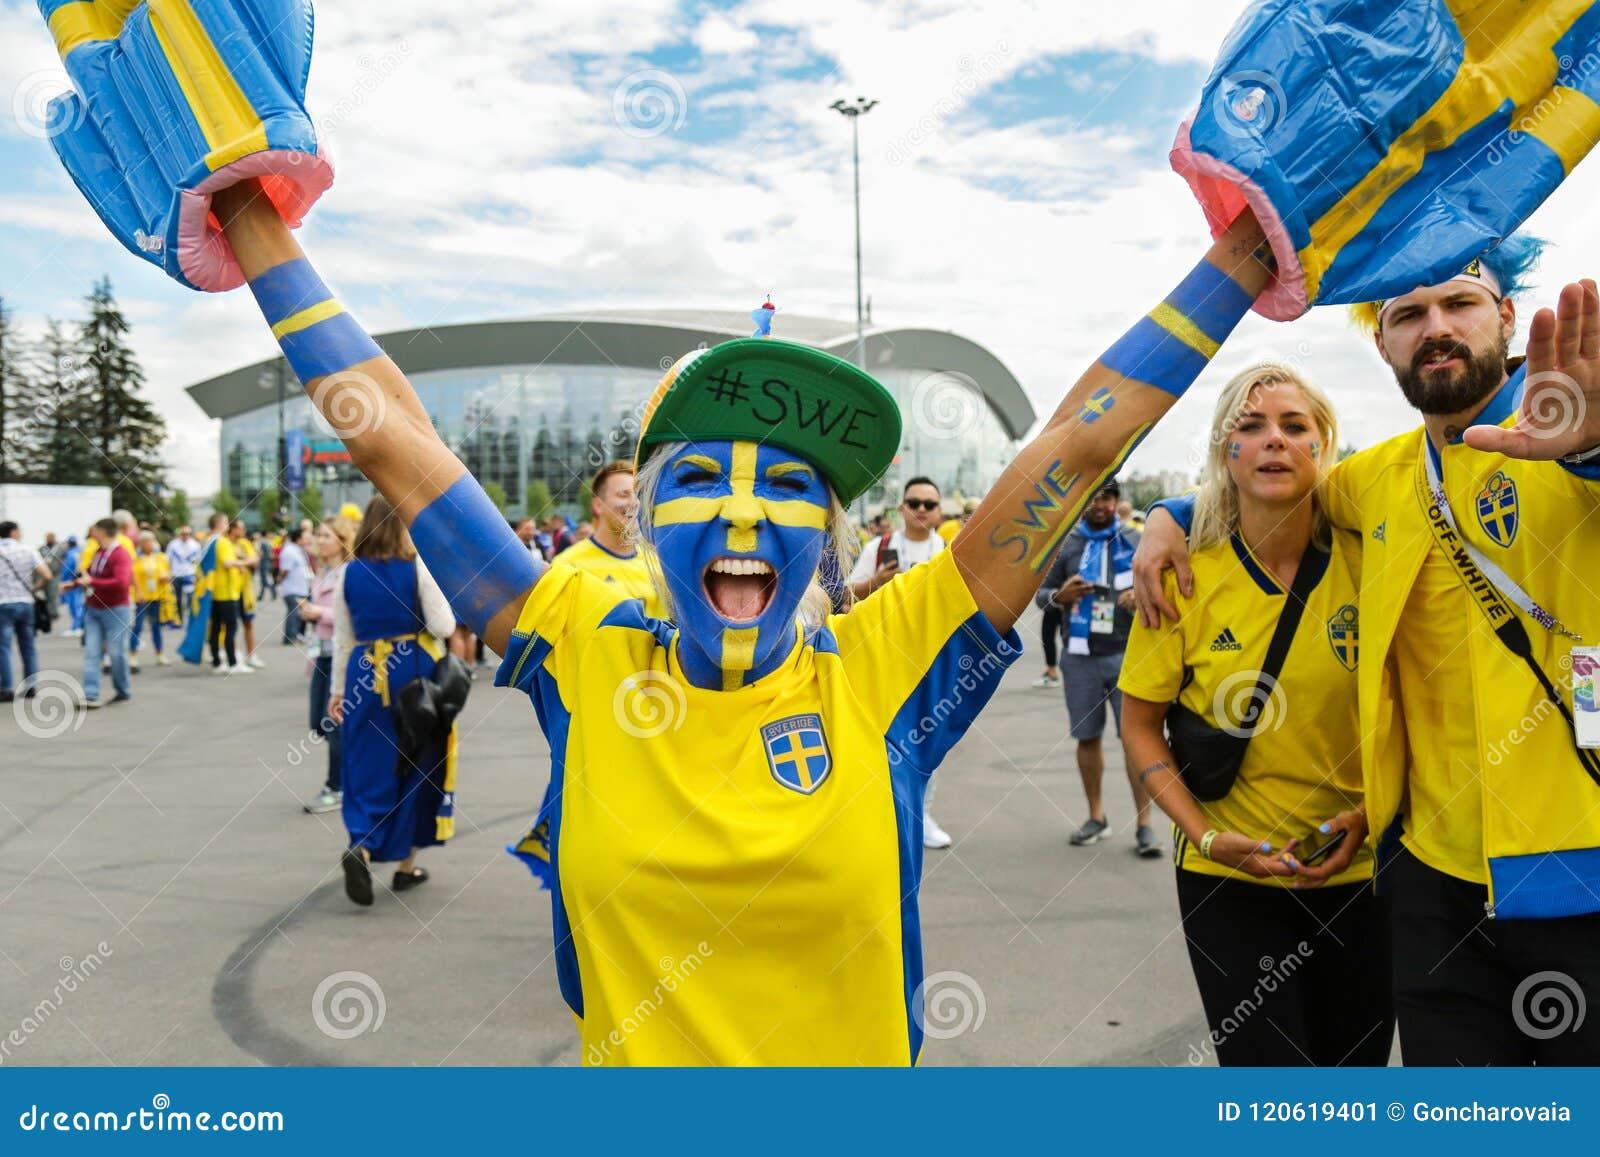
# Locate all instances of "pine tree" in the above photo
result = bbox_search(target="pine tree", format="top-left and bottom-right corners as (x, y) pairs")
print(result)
(34, 320), (97, 486)
(0, 297), (40, 481)
(212, 488), (240, 521)
(78, 277), (167, 521)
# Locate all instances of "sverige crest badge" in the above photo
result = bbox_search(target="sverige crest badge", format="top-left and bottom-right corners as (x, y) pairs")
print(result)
(762, 714), (832, 795)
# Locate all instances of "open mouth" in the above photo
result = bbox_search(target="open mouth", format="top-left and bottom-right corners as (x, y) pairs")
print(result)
(1257, 463), (1293, 475)
(1415, 345), (1467, 373)
(702, 557), (776, 624)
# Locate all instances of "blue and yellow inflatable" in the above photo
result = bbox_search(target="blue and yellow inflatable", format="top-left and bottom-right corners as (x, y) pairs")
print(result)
(1175, 0), (1600, 319)
(38, 0), (331, 291)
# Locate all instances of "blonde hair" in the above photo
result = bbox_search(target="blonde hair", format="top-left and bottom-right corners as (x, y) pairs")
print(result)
(320, 516), (357, 563)
(633, 440), (859, 629)
(1190, 361), (1340, 552)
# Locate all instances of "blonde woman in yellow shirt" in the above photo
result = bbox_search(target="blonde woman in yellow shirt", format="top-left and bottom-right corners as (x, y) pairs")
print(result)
(129, 531), (174, 670)
(229, 519), (266, 669)
(1119, 362), (1391, 1067)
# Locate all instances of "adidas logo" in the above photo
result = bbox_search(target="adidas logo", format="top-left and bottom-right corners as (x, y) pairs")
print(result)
(1209, 628), (1243, 652)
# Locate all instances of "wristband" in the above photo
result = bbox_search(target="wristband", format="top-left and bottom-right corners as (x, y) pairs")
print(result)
(1199, 829), (1220, 861)
(410, 475), (542, 637)
(247, 258), (383, 384)
(1100, 258), (1254, 398)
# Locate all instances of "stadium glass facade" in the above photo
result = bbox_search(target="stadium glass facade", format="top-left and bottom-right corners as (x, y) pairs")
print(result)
(195, 314), (1034, 523)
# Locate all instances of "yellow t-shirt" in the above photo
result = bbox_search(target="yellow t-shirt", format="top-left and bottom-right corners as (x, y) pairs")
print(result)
(936, 519), (961, 545)
(212, 536), (240, 601)
(233, 538), (258, 609)
(1118, 530), (1372, 887)
(131, 552), (170, 603)
(496, 549), (1019, 1064)
(1391, 543), (1485, 882)
(550, 537), (664, 618)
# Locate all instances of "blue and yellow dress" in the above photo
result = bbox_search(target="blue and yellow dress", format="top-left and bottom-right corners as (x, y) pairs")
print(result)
(337, 557), (458, 863)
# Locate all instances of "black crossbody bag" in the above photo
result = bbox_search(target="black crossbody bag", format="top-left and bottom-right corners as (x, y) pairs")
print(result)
(1165, 542), (1322, 801)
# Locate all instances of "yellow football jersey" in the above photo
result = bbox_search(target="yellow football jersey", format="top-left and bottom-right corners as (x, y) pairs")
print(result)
(550, 537), (665, 618)
(497, 549), (1018, 1065)
(211, 535), (238, 599)
(132, 551), (170, 602)
(1119, 530), (1372, 887)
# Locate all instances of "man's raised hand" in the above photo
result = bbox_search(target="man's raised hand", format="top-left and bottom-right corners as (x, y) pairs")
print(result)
(1465, 279), (1600, 462)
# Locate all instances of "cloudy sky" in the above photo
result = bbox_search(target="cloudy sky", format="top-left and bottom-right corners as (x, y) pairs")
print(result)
(5, 0), (1600, 496)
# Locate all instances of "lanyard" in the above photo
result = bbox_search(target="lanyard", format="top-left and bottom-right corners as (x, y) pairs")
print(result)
(1415, 445), (1600, 782)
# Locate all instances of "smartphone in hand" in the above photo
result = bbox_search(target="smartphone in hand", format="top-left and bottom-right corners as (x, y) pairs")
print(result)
(1294, 827), (1348, 866)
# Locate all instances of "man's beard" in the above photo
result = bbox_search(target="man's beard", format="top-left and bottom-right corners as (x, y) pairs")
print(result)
(1393, 333), (1509, 415)
(1084, 506), (1114, 529)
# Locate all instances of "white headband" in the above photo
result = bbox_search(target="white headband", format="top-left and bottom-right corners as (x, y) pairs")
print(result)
(1376, 258), (1503, 325)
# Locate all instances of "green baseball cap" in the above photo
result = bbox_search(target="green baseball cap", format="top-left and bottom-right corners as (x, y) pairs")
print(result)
(635, 338), (901, 505)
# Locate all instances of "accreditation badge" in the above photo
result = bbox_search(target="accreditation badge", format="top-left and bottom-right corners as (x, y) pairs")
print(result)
(1090, 597), (1116, 635)
(1574, 646), (1600, 750)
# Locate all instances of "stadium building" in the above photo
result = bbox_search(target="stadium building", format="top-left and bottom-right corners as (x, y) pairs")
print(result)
(185, 310), (1035, 521)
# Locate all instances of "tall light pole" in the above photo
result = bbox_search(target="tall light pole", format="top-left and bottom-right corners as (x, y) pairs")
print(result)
(830, 96), (877, 369)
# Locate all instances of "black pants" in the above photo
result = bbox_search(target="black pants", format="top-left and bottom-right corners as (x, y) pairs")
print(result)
(209, 599), (240, 667)
(309, 654), (342, 793)
(1390, 845), (1600, 1065)
(1040, 604), (1062, 669)
(1177, 869), (1394, 1066)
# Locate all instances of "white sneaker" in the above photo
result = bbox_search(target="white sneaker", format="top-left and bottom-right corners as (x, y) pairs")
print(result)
(248, 655), (266, 669)
(211, 664), (229, 676)
(229, 662), (255, 675)
(157, 654), (171, 667)
(923, 813), (953, 850)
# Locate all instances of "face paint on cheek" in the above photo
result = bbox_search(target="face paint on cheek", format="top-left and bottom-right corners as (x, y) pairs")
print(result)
(651, 439), (832, 690)
(1229, 442), (1242, 460)
(1309, 442), (1320, 458)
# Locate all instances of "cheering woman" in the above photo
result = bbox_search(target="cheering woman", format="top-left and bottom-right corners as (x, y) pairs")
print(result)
(201, 165), (1280, 1061)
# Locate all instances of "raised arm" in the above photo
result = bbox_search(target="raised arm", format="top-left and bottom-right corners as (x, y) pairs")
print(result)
(953, 210), (1273, 632)
(212, 181), (537, 653)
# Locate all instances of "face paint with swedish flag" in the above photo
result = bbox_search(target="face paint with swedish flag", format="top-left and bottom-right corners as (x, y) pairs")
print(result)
(650, 439), (831, 691)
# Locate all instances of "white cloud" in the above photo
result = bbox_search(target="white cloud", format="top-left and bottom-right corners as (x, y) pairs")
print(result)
(5, 0), (1600, 501)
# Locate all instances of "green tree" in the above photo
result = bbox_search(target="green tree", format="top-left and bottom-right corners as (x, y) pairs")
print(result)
(34, 320), (96, 486)
(483, 480), (508, 514)
(0, 297), (42, 482)
(254, 484), (284, 530)
(525, 479), (553, 522)
(212, 488), (240, 521)
(296, 483), (323, 523)
(77, 277), (167, 520)
(164, 488), (192, 530)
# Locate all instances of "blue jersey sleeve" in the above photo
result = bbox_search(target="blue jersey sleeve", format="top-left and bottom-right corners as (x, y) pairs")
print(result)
(832, 551), (1022, 777)
(1151, 493), (1197, 533)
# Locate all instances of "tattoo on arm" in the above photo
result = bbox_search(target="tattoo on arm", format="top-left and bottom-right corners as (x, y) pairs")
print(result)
(1137, 760), (1173, 786)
